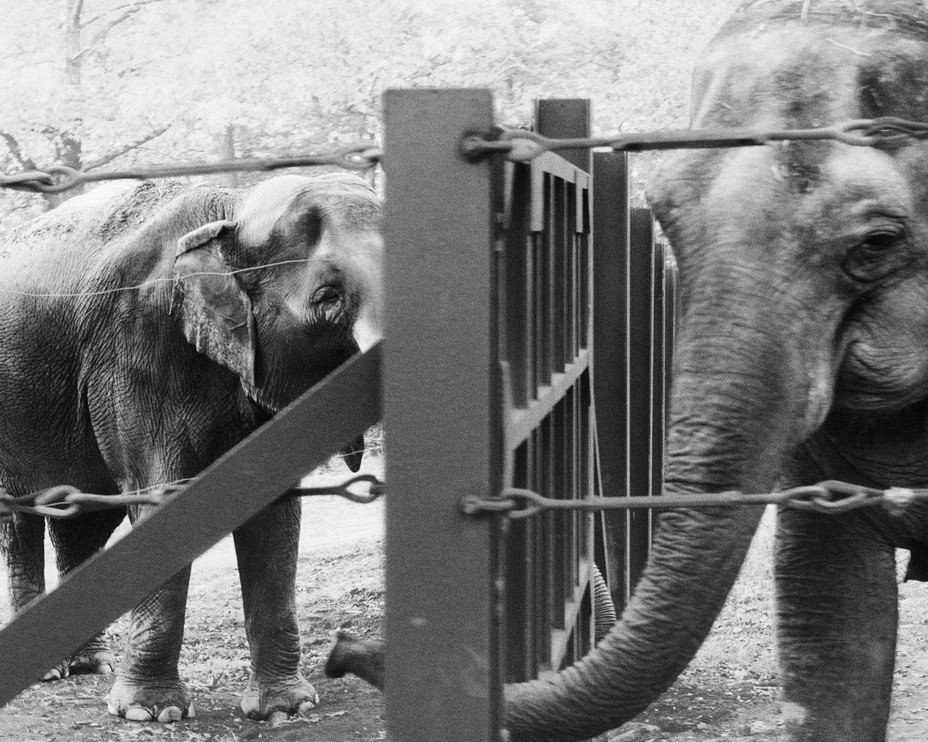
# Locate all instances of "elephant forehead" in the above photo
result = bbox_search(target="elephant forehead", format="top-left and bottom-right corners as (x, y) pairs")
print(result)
(721, 0), (928, 38)
(694, 16), (928, 129)
(237, 174), (378, 247)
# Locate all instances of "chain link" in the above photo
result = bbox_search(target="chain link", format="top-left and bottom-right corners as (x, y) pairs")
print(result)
(461, 116), (928, 163)
(0, 143), (383, 195)
(0, 473), (385, 520)
(460, 481), (928, 520)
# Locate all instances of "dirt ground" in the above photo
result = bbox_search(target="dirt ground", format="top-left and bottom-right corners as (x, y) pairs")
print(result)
(0, 457), (388, 742)
(3, 459), (928, 741)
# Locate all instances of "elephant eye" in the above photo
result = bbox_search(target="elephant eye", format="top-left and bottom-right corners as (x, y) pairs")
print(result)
(842, 225), (908, 282)
(859, 230), (900, 258)
(311, 285), (343, 306)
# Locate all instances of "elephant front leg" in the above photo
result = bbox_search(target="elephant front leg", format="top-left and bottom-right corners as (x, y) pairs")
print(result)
(233, 497), (318, 720)
(775, 508), (897, 742)
(1, 513), (46, 612)
(107, 567), (193, 722)
(49, 510), (125, 678)
(0, 514), (64, 679)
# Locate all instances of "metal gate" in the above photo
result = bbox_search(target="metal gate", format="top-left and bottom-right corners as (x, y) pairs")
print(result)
(383, 90), (676, 740)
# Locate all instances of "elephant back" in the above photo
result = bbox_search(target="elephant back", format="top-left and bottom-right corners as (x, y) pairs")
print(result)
(0, 181), (185, 265)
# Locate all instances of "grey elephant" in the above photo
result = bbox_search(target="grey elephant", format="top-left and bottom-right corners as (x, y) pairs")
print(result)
(326, 2), (928, 741)
(0, 172), (382, 722)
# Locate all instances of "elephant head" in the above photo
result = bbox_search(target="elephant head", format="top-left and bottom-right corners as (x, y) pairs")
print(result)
(494, 2), (928, 740)
(172, 173), (382, 468)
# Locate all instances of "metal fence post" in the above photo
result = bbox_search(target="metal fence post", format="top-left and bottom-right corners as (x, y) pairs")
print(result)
(382, 88), (503, 742)
(591, 151), (630, 612)
(627, 208), (657, 588)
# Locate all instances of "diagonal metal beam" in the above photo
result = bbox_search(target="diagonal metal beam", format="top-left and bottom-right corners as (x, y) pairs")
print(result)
(0, 343), (382, 709)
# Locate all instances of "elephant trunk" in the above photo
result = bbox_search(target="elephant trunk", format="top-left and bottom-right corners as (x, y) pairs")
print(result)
(503, 289), (831, 740)
(326, 262), (836, 741)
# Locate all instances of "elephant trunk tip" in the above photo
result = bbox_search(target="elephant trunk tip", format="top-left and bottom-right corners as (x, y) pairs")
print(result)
(324, 631), (384, 691)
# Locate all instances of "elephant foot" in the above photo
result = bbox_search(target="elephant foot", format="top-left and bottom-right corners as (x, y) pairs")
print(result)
(325, 631), (384, 690)
(106, 675), (194, 723)
(69, 637), (116, 676)
(42, 661), (71, 682)
(44, 636), (116, 680)
(239, 671), (319, 721)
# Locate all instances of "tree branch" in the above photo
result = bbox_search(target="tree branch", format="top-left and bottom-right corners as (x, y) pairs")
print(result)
(74, 8), (137, 61)
(83, 125), (170, 171)
(80, 0), (166, 31)
(66, 0), (85, 30)
(0, 130), (36, 171)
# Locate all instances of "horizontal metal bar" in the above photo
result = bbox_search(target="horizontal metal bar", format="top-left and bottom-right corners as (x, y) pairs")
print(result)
(507, 350), (590, 448)
(0, 344), (382, 709)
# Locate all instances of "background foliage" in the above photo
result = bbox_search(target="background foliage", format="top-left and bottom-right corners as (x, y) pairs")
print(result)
(0, 0), (740, 233)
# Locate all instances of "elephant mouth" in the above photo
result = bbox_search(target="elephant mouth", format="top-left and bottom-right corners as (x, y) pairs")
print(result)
(834, 341), (928, 414)
(243, 383), (279, 422)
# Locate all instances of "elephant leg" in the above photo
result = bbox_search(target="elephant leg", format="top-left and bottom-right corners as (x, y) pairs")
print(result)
(775, 507), (896, 742)
(107, 504), (191, 720)
(233, 497), (318, 720)
(47, 509), (125, 678)
(0, 512), (45, 612)
(107, 565), (192, 722)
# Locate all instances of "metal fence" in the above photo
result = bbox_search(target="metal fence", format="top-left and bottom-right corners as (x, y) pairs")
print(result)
(0, 89), (676, 742)
(592, 154), (678, 614)
(382, 90), (676, 741)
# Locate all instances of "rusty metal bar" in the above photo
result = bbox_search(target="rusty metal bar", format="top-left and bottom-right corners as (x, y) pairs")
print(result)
(0, 345), (382, 709)
(382, 88), (503, 742)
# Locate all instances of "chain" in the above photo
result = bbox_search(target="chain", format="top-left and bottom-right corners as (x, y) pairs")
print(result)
(461, 116), (928, 163)
(0, 143), (383, 195)
(461, 481), (927, 520)
(6, 474), (923, 521)
(0, 473), (385, 520)
(5, 117), (927, 195)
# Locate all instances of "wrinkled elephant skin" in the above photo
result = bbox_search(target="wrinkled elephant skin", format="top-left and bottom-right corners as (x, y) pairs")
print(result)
(325, 3), (928, 742)
(0, 173), (382, 722)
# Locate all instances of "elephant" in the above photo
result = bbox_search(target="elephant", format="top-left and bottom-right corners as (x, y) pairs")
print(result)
(0, 171), (382, 723)
(325, 2), (928, 740)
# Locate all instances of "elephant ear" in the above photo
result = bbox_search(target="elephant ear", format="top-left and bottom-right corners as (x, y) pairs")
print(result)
(173, 220), (258, 388)
(340, 434), (366, 473)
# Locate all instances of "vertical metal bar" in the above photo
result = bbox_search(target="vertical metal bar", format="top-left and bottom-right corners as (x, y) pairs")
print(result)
(552, 179), (567, 373)
(567, 183), (578, 359)
(506, 165), (532, 408)
(664, 260), (678, 433)
(627, 208), (655, 596)
(591, 151), (630, 613)
(650, 240), (666, 502)
(552, 398), (566, 627)
(537, 419), (552, 670)
(383, 88), (501, 742)
(506, 442), (532, 681)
